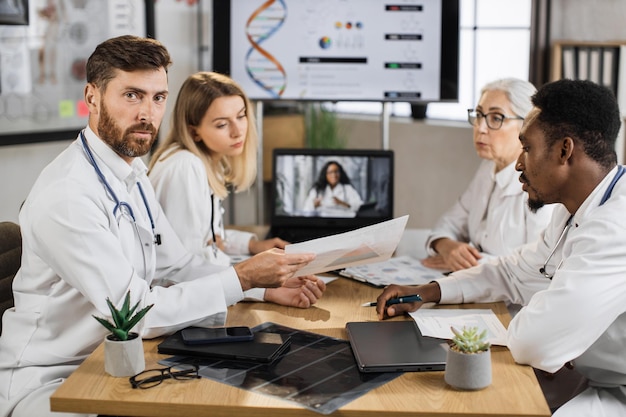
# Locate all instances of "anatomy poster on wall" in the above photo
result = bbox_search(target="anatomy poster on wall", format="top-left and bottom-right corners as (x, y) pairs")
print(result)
(0, 0), (147, 144)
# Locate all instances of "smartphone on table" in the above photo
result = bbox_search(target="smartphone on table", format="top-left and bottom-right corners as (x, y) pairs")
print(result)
(181, 326), (254, 345)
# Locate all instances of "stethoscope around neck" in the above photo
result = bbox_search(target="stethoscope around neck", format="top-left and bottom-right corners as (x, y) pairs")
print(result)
(80, 130), (161, 247)
(539, 165), (626, 279)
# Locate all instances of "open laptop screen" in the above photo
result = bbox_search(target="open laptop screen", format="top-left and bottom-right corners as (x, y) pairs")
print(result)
(269, 148), (394, 242)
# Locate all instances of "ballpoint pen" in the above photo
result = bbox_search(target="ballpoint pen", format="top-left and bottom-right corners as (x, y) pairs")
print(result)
(361, 294), (422, 307)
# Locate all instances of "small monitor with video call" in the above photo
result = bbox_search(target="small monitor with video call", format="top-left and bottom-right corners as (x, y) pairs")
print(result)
(268, 148), (394, 243)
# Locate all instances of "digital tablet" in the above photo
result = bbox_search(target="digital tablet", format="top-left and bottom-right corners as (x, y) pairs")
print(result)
(158, 328), (291, 363)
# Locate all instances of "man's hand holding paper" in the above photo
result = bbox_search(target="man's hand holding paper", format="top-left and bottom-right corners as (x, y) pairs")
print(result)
(284, 215), (409, 277)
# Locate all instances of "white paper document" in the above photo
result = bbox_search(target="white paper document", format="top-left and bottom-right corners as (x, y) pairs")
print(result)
(409, 309), (508, 346)
(285, 215), (409, 277)
(339, 255), (446, 287)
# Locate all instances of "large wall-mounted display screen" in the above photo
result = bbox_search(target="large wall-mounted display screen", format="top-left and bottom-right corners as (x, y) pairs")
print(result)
(212, 0), (459, 103)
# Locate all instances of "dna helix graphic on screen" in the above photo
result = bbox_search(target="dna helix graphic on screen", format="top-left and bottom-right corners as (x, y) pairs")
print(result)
(245, 0), (287, 99)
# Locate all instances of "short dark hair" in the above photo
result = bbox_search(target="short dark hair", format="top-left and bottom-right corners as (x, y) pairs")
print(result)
(86, 35), (172, 91)
(532, 79), (620, 168)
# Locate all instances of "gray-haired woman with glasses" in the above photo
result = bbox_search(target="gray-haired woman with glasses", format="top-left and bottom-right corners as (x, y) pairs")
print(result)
(423, 78), (554, 273)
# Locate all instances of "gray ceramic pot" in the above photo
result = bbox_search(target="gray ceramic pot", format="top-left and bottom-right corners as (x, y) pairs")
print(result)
(104, 333), (145, 377)
(444, 347), (492, 390)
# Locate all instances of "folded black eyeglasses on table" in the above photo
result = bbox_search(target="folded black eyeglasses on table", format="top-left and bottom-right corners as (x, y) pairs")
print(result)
(129, 364), (200, 389)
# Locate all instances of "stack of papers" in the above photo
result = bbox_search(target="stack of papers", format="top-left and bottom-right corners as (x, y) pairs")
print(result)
(339, 255), (446, 287)
(285, 216), (409, 277)
(410, 308), (508, 346)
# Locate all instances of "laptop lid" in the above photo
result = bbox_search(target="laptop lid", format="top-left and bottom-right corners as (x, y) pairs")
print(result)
(346, 321), (447, 373)
(269, 148), (394, 242)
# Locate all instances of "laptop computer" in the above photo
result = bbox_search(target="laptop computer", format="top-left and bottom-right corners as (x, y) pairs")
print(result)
(345, 320), (448, 373)
(268, 148), (394, 243)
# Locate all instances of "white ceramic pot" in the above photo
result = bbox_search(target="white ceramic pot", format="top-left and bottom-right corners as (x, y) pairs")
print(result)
(444, 347), (492, 390)
(103, 333), (145, 377)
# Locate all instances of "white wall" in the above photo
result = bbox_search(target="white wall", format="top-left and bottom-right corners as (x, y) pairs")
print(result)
(348, 117), (479, 229)
(550, 0), (626, 41)
(0, 140), (71, 222)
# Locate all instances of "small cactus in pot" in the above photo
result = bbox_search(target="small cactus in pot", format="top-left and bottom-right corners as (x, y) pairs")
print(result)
(450, 326), (491, 354)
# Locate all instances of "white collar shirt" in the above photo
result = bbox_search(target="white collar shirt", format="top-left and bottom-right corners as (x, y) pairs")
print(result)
(426, 159), (554, 257)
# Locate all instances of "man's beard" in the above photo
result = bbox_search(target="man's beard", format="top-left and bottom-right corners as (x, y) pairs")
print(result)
(528, 197), (545, 213)
(520, 172), (545, 213)
(98, 101), (158, 158)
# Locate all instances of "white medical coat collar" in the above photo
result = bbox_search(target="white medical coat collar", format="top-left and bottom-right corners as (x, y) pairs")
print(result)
(572, 165), (622, 225)
(81, 126), (149, 192)
(490, 159), (521, 197)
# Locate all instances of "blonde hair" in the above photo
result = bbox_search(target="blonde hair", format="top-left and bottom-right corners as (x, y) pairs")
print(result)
(149, 71), (258, 198)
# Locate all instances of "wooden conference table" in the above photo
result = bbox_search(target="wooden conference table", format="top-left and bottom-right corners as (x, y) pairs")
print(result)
(51, 276), (551, 417)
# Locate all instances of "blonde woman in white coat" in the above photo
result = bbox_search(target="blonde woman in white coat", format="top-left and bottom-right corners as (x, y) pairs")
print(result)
(149, 72), (326, 308)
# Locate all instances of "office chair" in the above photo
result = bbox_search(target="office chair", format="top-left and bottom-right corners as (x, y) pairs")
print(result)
(0, 221), (21, 335)
(535, 366), (589, 413)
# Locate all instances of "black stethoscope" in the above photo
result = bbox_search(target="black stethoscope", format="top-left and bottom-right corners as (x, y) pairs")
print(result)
(209, 194), (221, 257)
(539, 165), (625, 279)
(80, 130), (161, 247)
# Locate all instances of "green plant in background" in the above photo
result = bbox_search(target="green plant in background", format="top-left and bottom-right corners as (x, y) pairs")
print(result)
(305, 102), (346, 149)
(93, 290), (154, 341)
(450, 326), (491, 353)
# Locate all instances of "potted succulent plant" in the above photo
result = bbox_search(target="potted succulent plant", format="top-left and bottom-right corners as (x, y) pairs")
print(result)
(93, 290), (154, 377)
(444, 326), (492, 390)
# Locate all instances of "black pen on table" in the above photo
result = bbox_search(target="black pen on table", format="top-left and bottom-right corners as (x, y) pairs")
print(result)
(361, 294), (422, 307)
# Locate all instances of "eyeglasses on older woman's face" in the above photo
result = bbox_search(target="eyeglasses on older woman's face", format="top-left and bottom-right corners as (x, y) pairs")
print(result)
(467, 109), (524, 130)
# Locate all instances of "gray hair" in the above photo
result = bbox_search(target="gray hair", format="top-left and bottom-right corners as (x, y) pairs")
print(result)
(480, 78), (537, 118)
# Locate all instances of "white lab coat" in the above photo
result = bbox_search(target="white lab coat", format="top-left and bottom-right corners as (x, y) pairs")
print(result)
(149, 148), (265, 300)
(426, 159), (554, 257)
(0, 127), (245, 416)
(149, 148), (255, 262)
(436, 166), (626, 415)
(302, 183), (363, 215)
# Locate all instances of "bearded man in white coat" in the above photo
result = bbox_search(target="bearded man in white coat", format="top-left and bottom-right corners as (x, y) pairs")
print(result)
(376, 79), (626, 416)
(0, 35), (325, 417)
